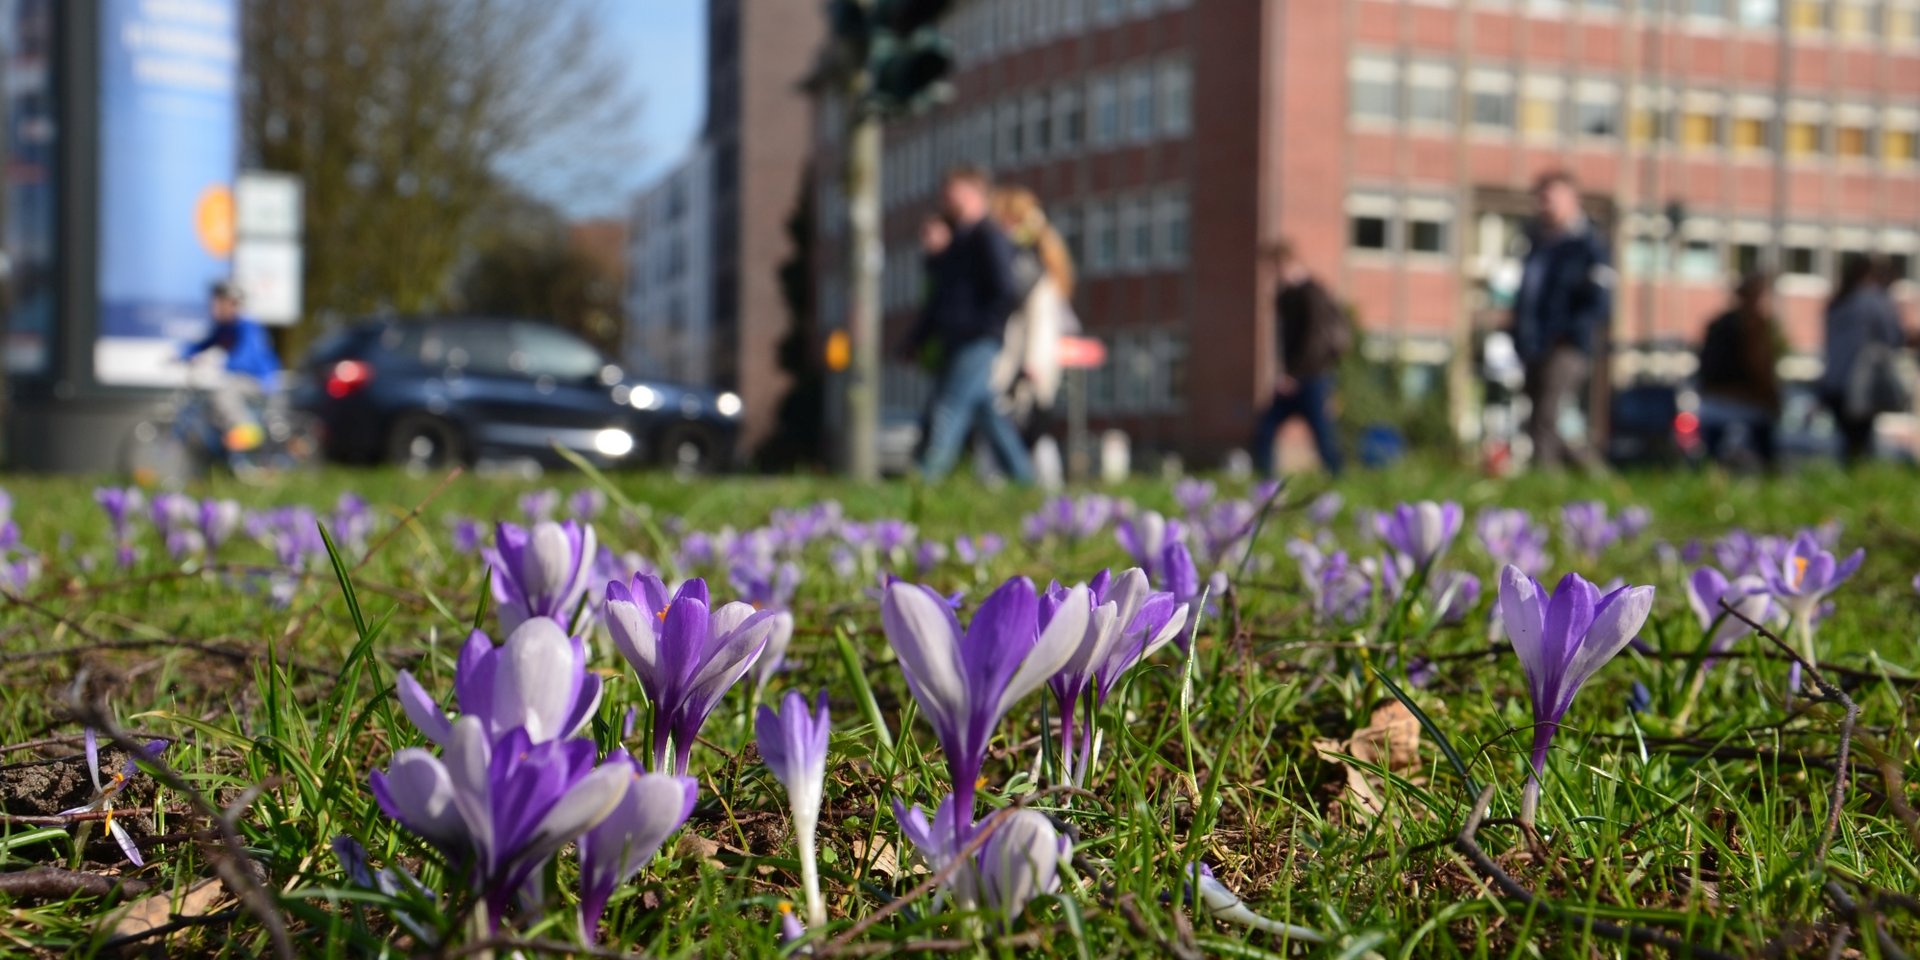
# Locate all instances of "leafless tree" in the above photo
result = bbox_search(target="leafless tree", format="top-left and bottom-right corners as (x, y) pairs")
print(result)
(241, 0), (640, 353)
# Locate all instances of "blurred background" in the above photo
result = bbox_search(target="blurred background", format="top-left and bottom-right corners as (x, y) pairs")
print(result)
(1, 0), (1916, 479)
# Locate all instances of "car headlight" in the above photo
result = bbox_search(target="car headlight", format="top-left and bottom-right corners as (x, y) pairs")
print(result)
(628, 385), (662, 410)
(593, 428), (635, 457)
(716, 391), (743, 418)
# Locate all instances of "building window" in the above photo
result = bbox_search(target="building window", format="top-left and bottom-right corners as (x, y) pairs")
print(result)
(1090, 75), (1121, 146)
(1783, 240), (1820, 277)
(1025, 94), (1051, 158)
(1053, 88), (1084, 154)
(1834, 118), (1870, 159)
(1348, 195), (1394, 252)
(1890, 4), (1920, 42)
(1405, 200), (1453, 256)
(1469, 70), (1515, 132)
(1158, 58), (1192, 137)
(1054, 206), (1082, 275)
(1062, 0), (1087, 32)
(1730, 98), (1773, 154)
(1125, 67), (1156, 142)
(1406, 63), (1455, 126)
(1573, 81), (1620, 138)
(1833, 1), (1871, 37)
(1350, 56), (1399, 123)
(1730, 240), (1766, 277)
(998, 101), (1023, 167)
(1157, 189), (1190, 266)
(1885, 112), (1920, 163)
(1117, 195), (1153, 269)
(1521, 78), (1562, 138)
(1095, 0), (1123, 25)
(1677, 229), (1722, 281)
(1680, 109), (1721, 151)
(1738, 0), (1780, 25)
(1088, 201), (1117, 274)
(1629, 90), (1672, 144)
(1784, 107), (1823, 158)
(1789, 0), (1826, 30)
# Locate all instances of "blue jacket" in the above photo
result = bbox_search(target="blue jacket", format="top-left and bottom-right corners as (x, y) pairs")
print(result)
(1512, 221), (1612, 364)
(183, 317), (282, 388)
(908, 218), (1021, 357)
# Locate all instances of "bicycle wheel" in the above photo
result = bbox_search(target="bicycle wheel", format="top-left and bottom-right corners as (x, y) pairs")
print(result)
(123, 420), (200, 490)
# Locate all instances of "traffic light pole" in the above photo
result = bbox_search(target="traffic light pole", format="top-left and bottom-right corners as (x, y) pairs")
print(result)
(844, 104), (883, 482)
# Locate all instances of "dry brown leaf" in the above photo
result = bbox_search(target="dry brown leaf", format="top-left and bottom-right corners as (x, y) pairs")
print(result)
(1315, 702), (1426, 821)
(851, 835), (901, 880)
(109, 876), (226, 939)
(676, 832), (724, 868)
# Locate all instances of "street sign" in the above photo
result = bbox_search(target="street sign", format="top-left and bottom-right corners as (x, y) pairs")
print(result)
(233, 171), (304, 325)
(236, 173), (303, 239)
(1058, 335), (1107, 369)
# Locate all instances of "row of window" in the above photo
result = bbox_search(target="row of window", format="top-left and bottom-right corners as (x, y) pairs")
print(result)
(1418, 0), (1919, 41)
(1344, 196), (1461, 257)
(945, 0), (1192, 69)
(1350, 58), (1920, 163)
(1618, 218), (1918, 282)
(882, 60), (1193, 208)
(879, 188), (1194, 312)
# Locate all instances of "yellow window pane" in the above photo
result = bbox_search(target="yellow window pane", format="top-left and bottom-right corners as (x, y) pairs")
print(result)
(1836, 126), (1868, 157)
(1886, 129), (1918, 163)
(1681, 113), (1717, 148)
(1732, 117), (1767, 151)
(1522, 98), (1559, 136)
(1835, 2), (1870, 35)
(1786, 121), (1821, 156)
(1792, 1), (1826, 30)
(1891, 8), (1919, 41)
(1629, 108), (1654, 144)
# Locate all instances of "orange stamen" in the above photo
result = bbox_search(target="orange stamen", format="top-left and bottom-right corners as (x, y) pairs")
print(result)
(1792, 556), (1808, 588)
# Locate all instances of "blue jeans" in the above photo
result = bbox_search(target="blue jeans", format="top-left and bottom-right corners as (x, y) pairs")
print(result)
(1252, 375), (1342, 477)
(919, 338), (1035, 484)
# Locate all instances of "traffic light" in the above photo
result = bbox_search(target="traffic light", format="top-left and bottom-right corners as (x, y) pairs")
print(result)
(869, 28), (953, 111)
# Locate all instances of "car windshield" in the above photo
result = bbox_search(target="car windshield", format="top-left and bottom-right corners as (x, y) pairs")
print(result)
(510, 323), (606, 381)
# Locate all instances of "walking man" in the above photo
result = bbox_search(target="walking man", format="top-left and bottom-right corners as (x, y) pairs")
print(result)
(1251, 239), (1345, 477)
(1512, 170), (1612, 470)
(907, 166), (1035, 484)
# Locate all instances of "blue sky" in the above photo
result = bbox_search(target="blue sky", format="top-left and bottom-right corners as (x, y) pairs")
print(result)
(565, 0), (705, 216)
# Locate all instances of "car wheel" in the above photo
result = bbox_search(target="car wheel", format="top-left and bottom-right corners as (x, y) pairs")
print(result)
(386, 414), (466, 471)
(659, 425), (717, 474)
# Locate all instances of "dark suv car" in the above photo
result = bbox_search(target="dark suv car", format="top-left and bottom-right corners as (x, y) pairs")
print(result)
(291, 317), (741, 471)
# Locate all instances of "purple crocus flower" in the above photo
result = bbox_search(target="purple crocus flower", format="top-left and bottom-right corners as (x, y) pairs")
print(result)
(606, 575), (781, 773)
(569, 488), (608, 521)
(395, 617), (603, 747)
(95, 487), (144, 541)
(1044, 569), (1189, 784)
(954, 533), (1005, 568)
(332, 494), (375, 557)
(914, 539), (949, 575)
(1618, 505), (1652, 541)
(149, 493), (197, 543)
(1291, 541), (1372, 626)
(450, 517), (486, 555)
(1498, 565), (1655, 825)
(1476, 508), (1550, 578)
(1376, 555), (1479, 625)
(1712, 530), (1784, 579)
(1173, 478), (1216, 516)
(1374, 501), (1463, 568)
(58, 729), (168, 866)
(1765, 531), (1863, 627)
(576, 749), (697, 940)
(519, 489), (559, 523)
(1306, 491), (1344, 528)
(1559, 501), (1621, 559)
(1685, 567), (1771, 666)
(332, 835), (439, 944)
(757, 690), (832, 928)
(976, 809), (1070, 931)
(1115, 511), (1183, 579)
(881, 577), (1089, 835)
(369, 716), (630, 920)
(484, 520), (597, 633)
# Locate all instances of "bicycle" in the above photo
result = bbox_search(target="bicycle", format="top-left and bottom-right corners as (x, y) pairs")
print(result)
(123, 363), (322, 488)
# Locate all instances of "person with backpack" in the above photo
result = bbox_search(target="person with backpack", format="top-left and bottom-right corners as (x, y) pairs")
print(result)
(1820, 253), (1909, 465)
(1250, 238), (1346, 478)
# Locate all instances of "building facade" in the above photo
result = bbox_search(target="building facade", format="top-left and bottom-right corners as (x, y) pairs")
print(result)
(626, 145), (713, 386)
(705, 0), (826, 452)
(810, 0), (1920, 465)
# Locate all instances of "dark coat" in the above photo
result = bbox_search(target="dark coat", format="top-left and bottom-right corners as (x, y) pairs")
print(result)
(1513, 221), (1612, 364)
(1275, 278), (1343, 380)
(1697, 308), (1782, 415)
(909, 218), (1020, 357)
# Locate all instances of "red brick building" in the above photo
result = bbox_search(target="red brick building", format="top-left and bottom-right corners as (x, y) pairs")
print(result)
(810, 0), (1920, 465)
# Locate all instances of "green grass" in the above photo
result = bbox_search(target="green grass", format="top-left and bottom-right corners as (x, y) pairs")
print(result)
(1, 462), (1917, 958)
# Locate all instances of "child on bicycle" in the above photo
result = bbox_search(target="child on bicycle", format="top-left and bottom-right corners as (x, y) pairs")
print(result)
(180, 282), (282, 453)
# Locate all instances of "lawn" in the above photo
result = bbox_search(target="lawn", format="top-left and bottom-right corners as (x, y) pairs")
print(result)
(0, 461), (1916, 958)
